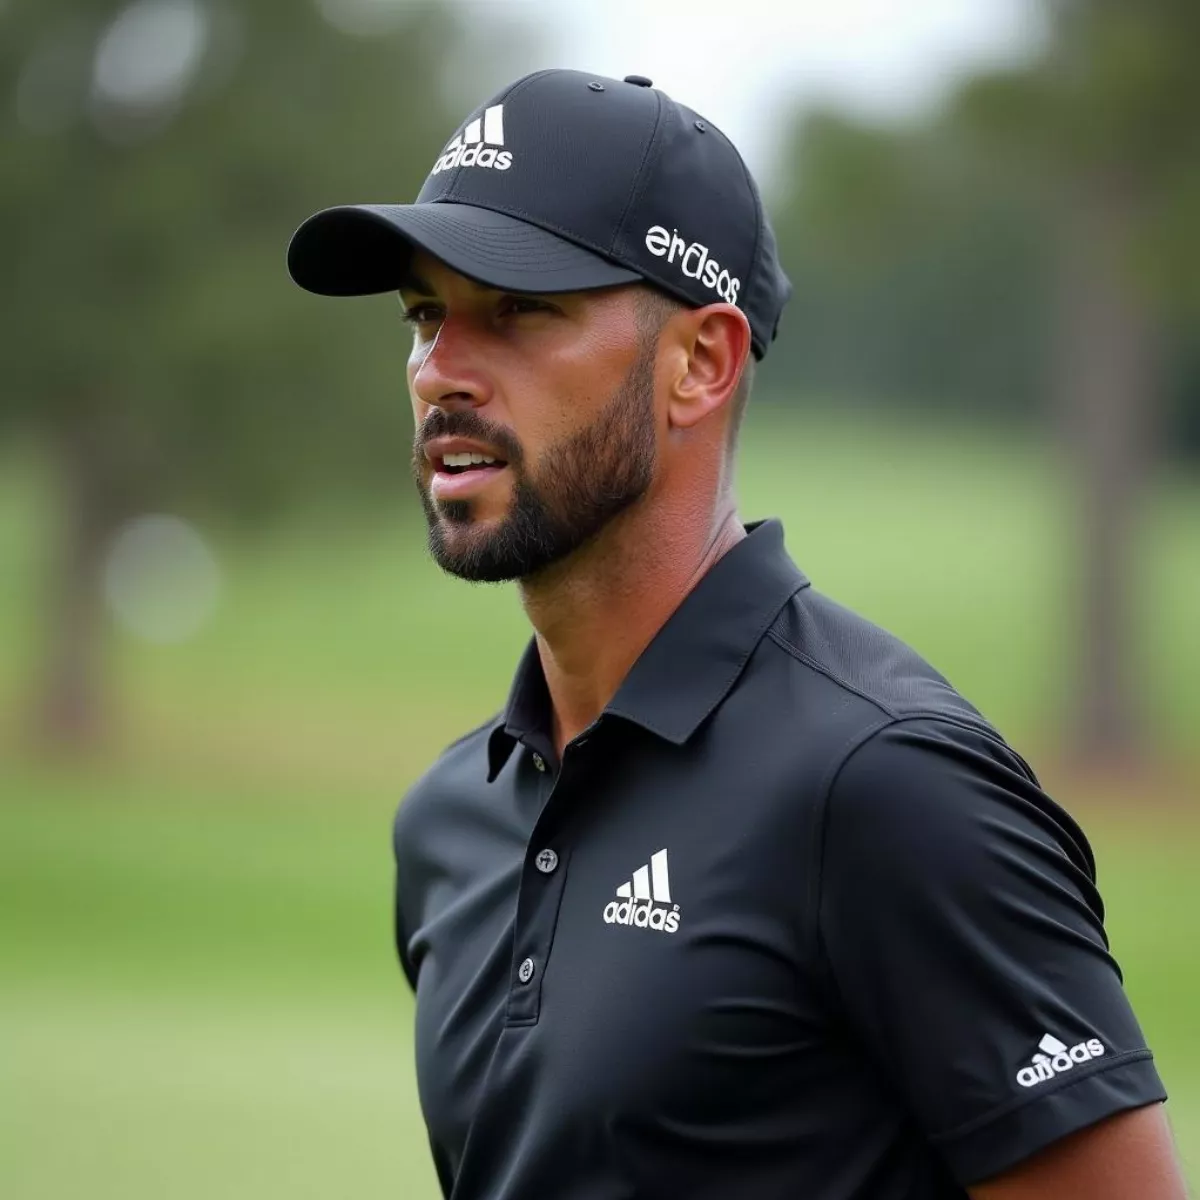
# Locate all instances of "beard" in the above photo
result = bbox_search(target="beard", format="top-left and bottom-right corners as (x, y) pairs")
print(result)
(412, 344), (657, 583)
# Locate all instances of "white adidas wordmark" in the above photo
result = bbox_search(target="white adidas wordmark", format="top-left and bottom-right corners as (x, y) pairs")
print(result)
(1016, 1031), (1105, 1089)
(603, 849), (681, 933)
(431, 105), (512, 175)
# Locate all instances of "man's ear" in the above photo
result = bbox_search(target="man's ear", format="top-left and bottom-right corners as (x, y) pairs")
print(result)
(665, 305), (752, 433)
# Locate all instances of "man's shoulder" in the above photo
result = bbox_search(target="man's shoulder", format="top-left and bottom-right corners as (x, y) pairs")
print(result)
(761, 584), (1073, 885)
(762, 583), (1020, 764)
(433, 712), (498, 770)
(394, 713), (497, 842)
(409, 711), (496, 793)
(770, 584), (991, 725)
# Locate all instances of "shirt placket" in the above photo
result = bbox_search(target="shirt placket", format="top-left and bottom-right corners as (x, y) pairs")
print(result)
(505, 734), (592, 1025)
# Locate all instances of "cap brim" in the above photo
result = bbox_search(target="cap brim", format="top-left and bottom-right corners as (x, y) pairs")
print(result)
(287, 202), (642, 297)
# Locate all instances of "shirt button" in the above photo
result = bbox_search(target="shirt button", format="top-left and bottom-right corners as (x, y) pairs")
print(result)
(518, 957), (536, 985)
(535, 848), (559, 874)
(532, 752), (547, 773)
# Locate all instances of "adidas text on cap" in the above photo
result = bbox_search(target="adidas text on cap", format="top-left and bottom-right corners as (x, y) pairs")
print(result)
(287, 69), (792, 359)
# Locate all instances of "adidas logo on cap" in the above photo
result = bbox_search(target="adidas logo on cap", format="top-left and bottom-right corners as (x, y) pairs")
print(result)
(1015, 1031), (1106, 1089)
(603, 849), (681, 934)
(431, 105), (512, 175)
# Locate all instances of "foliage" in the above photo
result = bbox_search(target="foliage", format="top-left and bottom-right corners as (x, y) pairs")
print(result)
(761, 0), (1200, 456)
(761, 108), (1054, 421)
(0, 0), (469, 518)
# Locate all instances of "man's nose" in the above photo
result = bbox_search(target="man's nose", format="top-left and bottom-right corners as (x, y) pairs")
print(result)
(411, 317), (494, 411)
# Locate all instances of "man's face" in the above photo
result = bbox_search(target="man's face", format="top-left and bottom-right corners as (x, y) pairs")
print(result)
(404, 252), (660, 582)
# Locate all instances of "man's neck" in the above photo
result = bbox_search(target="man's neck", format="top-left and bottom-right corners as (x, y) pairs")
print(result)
(519, 496), (745, 758)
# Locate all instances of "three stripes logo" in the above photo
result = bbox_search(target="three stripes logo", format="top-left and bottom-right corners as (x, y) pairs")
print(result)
(603, 849), (681, 934)
(431, 105), (512, 175)
(1015, 1031), (1106, 1089)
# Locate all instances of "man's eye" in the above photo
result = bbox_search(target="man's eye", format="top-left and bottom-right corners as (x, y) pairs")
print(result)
(401, 303), (441, 325)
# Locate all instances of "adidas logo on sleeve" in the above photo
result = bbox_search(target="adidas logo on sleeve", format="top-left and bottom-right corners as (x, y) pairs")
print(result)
(603, 849), (681, 933)
(431, 105), (511, 175)
(1015, 1031), (1106, 1088)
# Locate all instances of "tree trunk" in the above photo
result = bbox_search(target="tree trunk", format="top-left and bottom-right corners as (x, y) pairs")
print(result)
(1056, 173), (1159, 767)
(32, 426), (119, 752)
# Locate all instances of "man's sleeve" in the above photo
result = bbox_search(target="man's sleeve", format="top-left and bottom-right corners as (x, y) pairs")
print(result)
(817, 716), (1167, 1185)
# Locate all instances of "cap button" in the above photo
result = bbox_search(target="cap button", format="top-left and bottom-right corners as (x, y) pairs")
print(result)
(623, 74), (653, 88)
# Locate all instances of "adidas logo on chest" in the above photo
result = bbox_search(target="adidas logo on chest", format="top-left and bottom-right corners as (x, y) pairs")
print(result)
(603, 849), (681, 934)
(431, 105), (512, 175)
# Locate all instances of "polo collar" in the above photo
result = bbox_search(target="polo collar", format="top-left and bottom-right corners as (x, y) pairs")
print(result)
(486, 520), (809, 780)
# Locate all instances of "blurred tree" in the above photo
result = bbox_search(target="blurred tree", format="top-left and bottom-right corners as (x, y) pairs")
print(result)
(954, 0), (1200, 765)
(0, 0), (488, 747)
(762, 107), (1054, 422)
(766, 0), (1200, 767)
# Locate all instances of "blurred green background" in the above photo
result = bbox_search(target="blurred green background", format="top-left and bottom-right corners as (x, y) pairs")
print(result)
(2, 1), (1197, 1196)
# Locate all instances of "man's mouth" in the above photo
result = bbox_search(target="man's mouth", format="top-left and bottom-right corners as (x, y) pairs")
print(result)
(428, 451), (511, 502)
(437, 451), (509, 476)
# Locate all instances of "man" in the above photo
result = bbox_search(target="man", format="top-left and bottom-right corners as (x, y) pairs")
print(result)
(288, 70), (1184, 1199)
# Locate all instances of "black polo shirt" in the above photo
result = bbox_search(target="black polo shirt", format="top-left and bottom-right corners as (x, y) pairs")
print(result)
(393, 519), (1165, 1200)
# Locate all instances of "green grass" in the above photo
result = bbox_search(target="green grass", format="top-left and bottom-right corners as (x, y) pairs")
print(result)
(1, 774), (438, 1200)
(1, 412), (1198, 1197)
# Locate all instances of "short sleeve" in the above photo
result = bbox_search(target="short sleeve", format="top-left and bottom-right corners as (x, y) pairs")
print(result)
(818, 716), (1166, 1185)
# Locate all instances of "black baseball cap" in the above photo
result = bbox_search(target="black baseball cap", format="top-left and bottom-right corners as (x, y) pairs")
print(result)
(287, 69), (791, 359)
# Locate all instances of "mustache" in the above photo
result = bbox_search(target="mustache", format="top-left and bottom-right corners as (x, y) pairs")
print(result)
(415, 408), (523, 467)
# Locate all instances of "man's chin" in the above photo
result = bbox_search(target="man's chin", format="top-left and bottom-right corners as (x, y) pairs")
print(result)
(418, 477), (607, 584)
(426, 480), (515, 526)
(427, 516), (522, 584)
